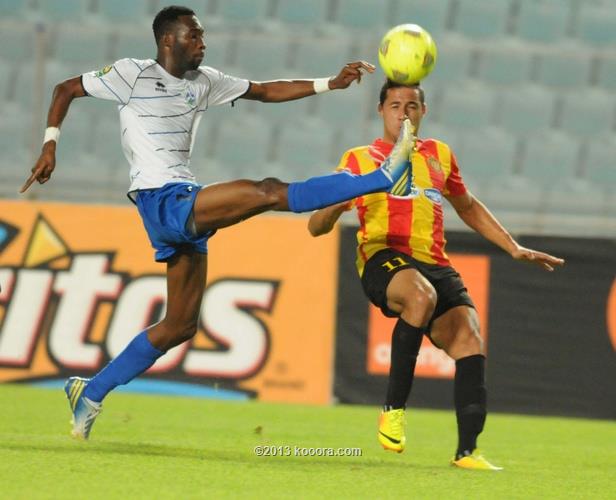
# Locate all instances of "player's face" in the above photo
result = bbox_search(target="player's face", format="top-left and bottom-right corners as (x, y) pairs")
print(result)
(173, 15), (206, 70)
(378, 87), (426, 143)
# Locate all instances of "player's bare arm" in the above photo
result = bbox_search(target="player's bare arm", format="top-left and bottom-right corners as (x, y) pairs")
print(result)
(20, 76), (86, 193)
(308, 201), (351, 236)
(242, 61), (375, 102)
(447, 191), (565, 271)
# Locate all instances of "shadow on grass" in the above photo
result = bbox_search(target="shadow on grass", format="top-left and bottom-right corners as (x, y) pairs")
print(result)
(0, 439), (445, 471)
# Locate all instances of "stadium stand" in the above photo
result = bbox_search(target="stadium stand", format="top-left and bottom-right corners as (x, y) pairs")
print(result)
(1, 0), (613, 236)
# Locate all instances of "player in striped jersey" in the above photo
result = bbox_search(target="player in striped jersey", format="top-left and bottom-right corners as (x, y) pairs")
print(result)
(309, 79), (564, 470)
(20, 6), (416, 440)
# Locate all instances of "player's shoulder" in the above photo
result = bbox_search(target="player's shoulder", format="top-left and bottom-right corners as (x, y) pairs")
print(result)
(419, 137), (452, 151)
(111, 58), (157, 77)
(344, 144), (372, 156)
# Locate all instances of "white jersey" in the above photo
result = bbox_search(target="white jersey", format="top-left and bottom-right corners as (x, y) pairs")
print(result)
(81, 58), (249, 192)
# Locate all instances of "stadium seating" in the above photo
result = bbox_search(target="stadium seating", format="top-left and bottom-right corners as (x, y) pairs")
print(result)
(476, 41), (533, 86)
(0, 0), (27, 19)
(497, 85), (556, 136)
(536, 46), (593, 89)
(334, 0), (389, 31)
(519, 130), (580, 188)
(576, 2), (616, 47)
(456, 127), (517, 186)
(596, 54), (616, 92)
(436, 84), (494, 130)
(584, 137), (616, 186)
(38, 0), (88, 23)
(292, 35), (353, 78)
(95, 0), (151, 24)
(232, 34), (290, 81)
(515, 0), (570, 44)
(558, 90), (615, 138)
(274, 0), (329, 31)
(0, 23), (35, 62)
(1, 0), (614, 236)
(426, 35), (473, 85)
(393, 0), (451, 38)
(314, 83), (371, 129)
(275, 118), (336, 178)
(453, 0), (510, 39)
(52, 27), (109, 67)
(217, 0), (270, 27)
(213, 114), (273, 179)
(112, 31), (157, 62)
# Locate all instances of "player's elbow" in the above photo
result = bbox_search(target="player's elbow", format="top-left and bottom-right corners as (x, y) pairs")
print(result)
(53, 77), (85, 100)
(308, 218), (330, 237)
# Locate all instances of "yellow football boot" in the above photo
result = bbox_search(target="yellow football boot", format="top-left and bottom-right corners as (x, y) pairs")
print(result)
(451, 450), (503, 471)
(378, 408), (406, 453)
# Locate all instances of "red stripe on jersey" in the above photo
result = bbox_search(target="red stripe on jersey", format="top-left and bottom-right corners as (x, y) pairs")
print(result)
(423, 141), (448, 266)
(386, 197), (413, 257)
(345, 151), (361, 175)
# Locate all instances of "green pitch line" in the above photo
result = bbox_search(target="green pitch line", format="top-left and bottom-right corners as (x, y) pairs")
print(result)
(0, 384), (614, 499)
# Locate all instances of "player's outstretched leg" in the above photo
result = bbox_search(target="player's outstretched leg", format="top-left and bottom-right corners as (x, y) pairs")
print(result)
(64, 377), (102, 440)
(286, 118), (415, 212)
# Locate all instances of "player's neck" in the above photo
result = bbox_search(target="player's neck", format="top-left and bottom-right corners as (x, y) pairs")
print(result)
(155, 55), (189, 79)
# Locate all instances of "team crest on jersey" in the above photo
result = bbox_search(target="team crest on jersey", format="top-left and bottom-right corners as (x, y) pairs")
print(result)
(94, 65), (112, 78)
(427, 156), (442, 174)
(185, 87), (196, 106)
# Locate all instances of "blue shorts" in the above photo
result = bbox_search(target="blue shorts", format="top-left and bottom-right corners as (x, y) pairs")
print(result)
(135, 182), (211, 262)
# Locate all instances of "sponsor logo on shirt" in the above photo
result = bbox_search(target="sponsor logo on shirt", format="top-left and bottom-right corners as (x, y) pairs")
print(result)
(155, 81), (167, 93)
(185, 87), (196, 106)
(94, 65), (112, 78)
(423, 188), (442, 204)
(427, 156), (442, 174)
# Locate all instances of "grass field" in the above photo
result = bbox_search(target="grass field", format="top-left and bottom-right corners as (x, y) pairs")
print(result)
(0, 384), (614, 499)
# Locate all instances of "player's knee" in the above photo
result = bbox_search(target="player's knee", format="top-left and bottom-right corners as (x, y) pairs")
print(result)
(256, 177), (286, 206)
(179, 322), (198, 342)
(410, 282), (437, 316)
(456, 326), (483, 355)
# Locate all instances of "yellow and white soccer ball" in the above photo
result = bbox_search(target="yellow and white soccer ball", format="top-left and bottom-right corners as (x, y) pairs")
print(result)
(378, 24), (438, 84)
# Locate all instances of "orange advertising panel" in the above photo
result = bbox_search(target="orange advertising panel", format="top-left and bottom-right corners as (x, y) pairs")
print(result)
(366, 254), (490, 378)
(0, 200), (338, 404)
(608, 278), (616, 352)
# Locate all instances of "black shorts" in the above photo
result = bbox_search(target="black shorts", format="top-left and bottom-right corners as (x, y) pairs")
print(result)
(361, 248), (475, 327)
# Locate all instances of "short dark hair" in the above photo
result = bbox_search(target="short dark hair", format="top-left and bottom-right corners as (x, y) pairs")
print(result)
(379, 79), (425, 106)
(152, 5), (196, 44)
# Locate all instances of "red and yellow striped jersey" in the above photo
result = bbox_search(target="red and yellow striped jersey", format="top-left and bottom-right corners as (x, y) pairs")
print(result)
(337, 138), (467, 276)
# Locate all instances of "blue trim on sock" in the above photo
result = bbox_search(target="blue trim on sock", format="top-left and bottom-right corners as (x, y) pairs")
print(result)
(84, 331), (164, 403)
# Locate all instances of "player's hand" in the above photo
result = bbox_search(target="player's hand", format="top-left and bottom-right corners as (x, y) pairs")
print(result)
(511, 246), (565, 272)
(20, 143), (56, 193)
(329, 61), (376, 89)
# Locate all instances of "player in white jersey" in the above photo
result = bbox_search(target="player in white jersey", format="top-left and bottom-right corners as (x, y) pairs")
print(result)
(20, 5), (417, 439)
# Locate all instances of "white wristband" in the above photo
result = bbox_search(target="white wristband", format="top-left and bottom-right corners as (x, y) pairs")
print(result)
(43, 127), (60, 145)
(313, 77), (332, 94)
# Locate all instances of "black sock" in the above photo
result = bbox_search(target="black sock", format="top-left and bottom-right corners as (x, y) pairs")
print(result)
(454, 354), (487, 459)
(384, 319), (424, 410)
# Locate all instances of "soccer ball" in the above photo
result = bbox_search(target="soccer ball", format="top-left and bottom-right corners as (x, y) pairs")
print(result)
(378, 24), (438, 84)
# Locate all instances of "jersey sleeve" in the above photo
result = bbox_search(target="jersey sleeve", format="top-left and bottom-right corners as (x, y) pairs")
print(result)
(335, 150), (360, 174)
(81, 58), (144, 104)
(199, 66), (250, 106)
(443, 148), (468, 197)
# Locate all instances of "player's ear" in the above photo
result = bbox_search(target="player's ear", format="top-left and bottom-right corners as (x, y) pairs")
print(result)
(422, 103), (427, 116)
(161, 31), (174, 48)
(377, 102), (383, 117)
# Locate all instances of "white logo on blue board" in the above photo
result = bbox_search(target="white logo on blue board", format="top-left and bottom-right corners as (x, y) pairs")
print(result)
(423, 188), (442, 204)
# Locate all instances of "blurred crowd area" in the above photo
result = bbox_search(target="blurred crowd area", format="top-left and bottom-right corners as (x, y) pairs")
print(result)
(1, 0), (615, 237)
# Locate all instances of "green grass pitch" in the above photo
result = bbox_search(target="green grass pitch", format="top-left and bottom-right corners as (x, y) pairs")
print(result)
(0, 384), (614, 499)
